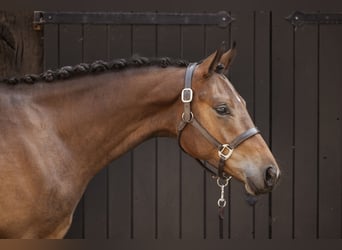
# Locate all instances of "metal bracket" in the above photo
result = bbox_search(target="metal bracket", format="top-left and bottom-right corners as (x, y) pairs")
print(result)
(286, 11), (342, 27)
(33, 11), (234, 30)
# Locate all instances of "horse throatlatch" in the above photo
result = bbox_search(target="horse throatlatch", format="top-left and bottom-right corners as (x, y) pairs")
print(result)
(177, 63), (260, 219)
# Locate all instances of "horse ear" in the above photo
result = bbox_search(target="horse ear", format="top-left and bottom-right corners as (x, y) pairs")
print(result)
(198, 42), (226, 78)
(220, 41), (237, 74)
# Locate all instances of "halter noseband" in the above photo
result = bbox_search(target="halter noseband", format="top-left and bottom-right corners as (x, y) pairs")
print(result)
(177, 63), (260, 179)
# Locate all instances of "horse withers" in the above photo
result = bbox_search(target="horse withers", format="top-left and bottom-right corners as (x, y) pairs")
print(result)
(0, 43), (280, 238)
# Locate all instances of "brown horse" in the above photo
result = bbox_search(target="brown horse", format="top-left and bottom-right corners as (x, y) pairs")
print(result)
(0, 43), (280, 238)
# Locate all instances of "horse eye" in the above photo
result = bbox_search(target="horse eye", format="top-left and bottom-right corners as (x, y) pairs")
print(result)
(215, 104), (230, 115)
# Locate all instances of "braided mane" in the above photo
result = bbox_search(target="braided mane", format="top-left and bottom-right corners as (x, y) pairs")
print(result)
(0, 57), (189, 84)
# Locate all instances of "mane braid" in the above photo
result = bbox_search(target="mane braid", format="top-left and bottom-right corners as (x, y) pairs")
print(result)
(0, 57), (190, 84)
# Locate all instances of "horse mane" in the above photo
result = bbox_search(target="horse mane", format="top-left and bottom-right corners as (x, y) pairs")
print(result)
(0, 57), (190, 84)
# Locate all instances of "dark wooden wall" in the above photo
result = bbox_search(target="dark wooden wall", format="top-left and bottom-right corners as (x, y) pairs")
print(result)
(0, 6), (341, 242)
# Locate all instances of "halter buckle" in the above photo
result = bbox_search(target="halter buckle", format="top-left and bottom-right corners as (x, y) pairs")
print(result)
(181, 88), (193, 103)
(218, 144), (234, 160)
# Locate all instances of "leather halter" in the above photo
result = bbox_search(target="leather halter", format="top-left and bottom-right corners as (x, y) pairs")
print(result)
(177, 63), (260, 179)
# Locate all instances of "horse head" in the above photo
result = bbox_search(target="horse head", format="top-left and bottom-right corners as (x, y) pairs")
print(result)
(178, 42), (280, 195)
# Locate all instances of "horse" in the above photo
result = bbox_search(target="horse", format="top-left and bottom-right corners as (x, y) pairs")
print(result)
(0, 42), (280, 238)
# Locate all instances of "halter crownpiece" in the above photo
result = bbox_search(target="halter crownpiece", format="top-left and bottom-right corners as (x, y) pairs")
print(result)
(177, 63), (260, 179)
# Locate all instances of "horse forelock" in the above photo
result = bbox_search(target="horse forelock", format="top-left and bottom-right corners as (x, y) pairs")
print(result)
(0, 57), (190, 85)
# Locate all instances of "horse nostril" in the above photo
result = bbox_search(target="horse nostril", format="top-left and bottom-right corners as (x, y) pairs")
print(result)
(264, 166), (278, 188)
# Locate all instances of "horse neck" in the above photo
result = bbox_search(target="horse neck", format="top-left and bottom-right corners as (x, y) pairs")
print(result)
(35, 66), (185, 177)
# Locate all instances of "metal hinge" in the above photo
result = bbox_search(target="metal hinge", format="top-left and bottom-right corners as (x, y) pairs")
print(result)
(286, 11), (342, 27)
(33, 11), (234, 30)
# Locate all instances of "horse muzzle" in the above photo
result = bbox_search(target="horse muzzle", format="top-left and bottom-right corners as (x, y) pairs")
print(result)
(245, 165), (280, 195)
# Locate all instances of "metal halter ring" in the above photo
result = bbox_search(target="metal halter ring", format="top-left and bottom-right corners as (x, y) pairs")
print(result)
(218, 144), (234, 160)
(181, 111), (194, 123)
(216, 176), (230, 187)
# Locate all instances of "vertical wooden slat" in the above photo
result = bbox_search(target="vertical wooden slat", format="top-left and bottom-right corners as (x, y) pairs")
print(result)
(204, 24), (231, 239)
(229, 10), (255, 239)
(133, 139), (157, 239)
(108, 25), (132, 59)
(56, 24), (84, 239)
(318, 24), (342, 238)
(157, 25), (181, 57)
(82, 24), (109, 239)
(271, 11), (294, 239)
(131, 24), (157, 239)
(156, 25), (182, 239)
(254, 10), (272, 239)
(107, 25), (133, 239)
(59, 25), (83, 66)
(180, 25), (205, 239)
(293, 24), (318, 238)
(254, 11), (271, 151)
(231, 11), (255, 116)
(156, 137), (181, 239)
(132, 25), (156, 56)
(43, 24), (59, 71)
(108, 154), (133, 239)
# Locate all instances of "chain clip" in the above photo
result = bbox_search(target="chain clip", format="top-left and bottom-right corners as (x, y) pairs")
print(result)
(216, 176), (231, 208)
